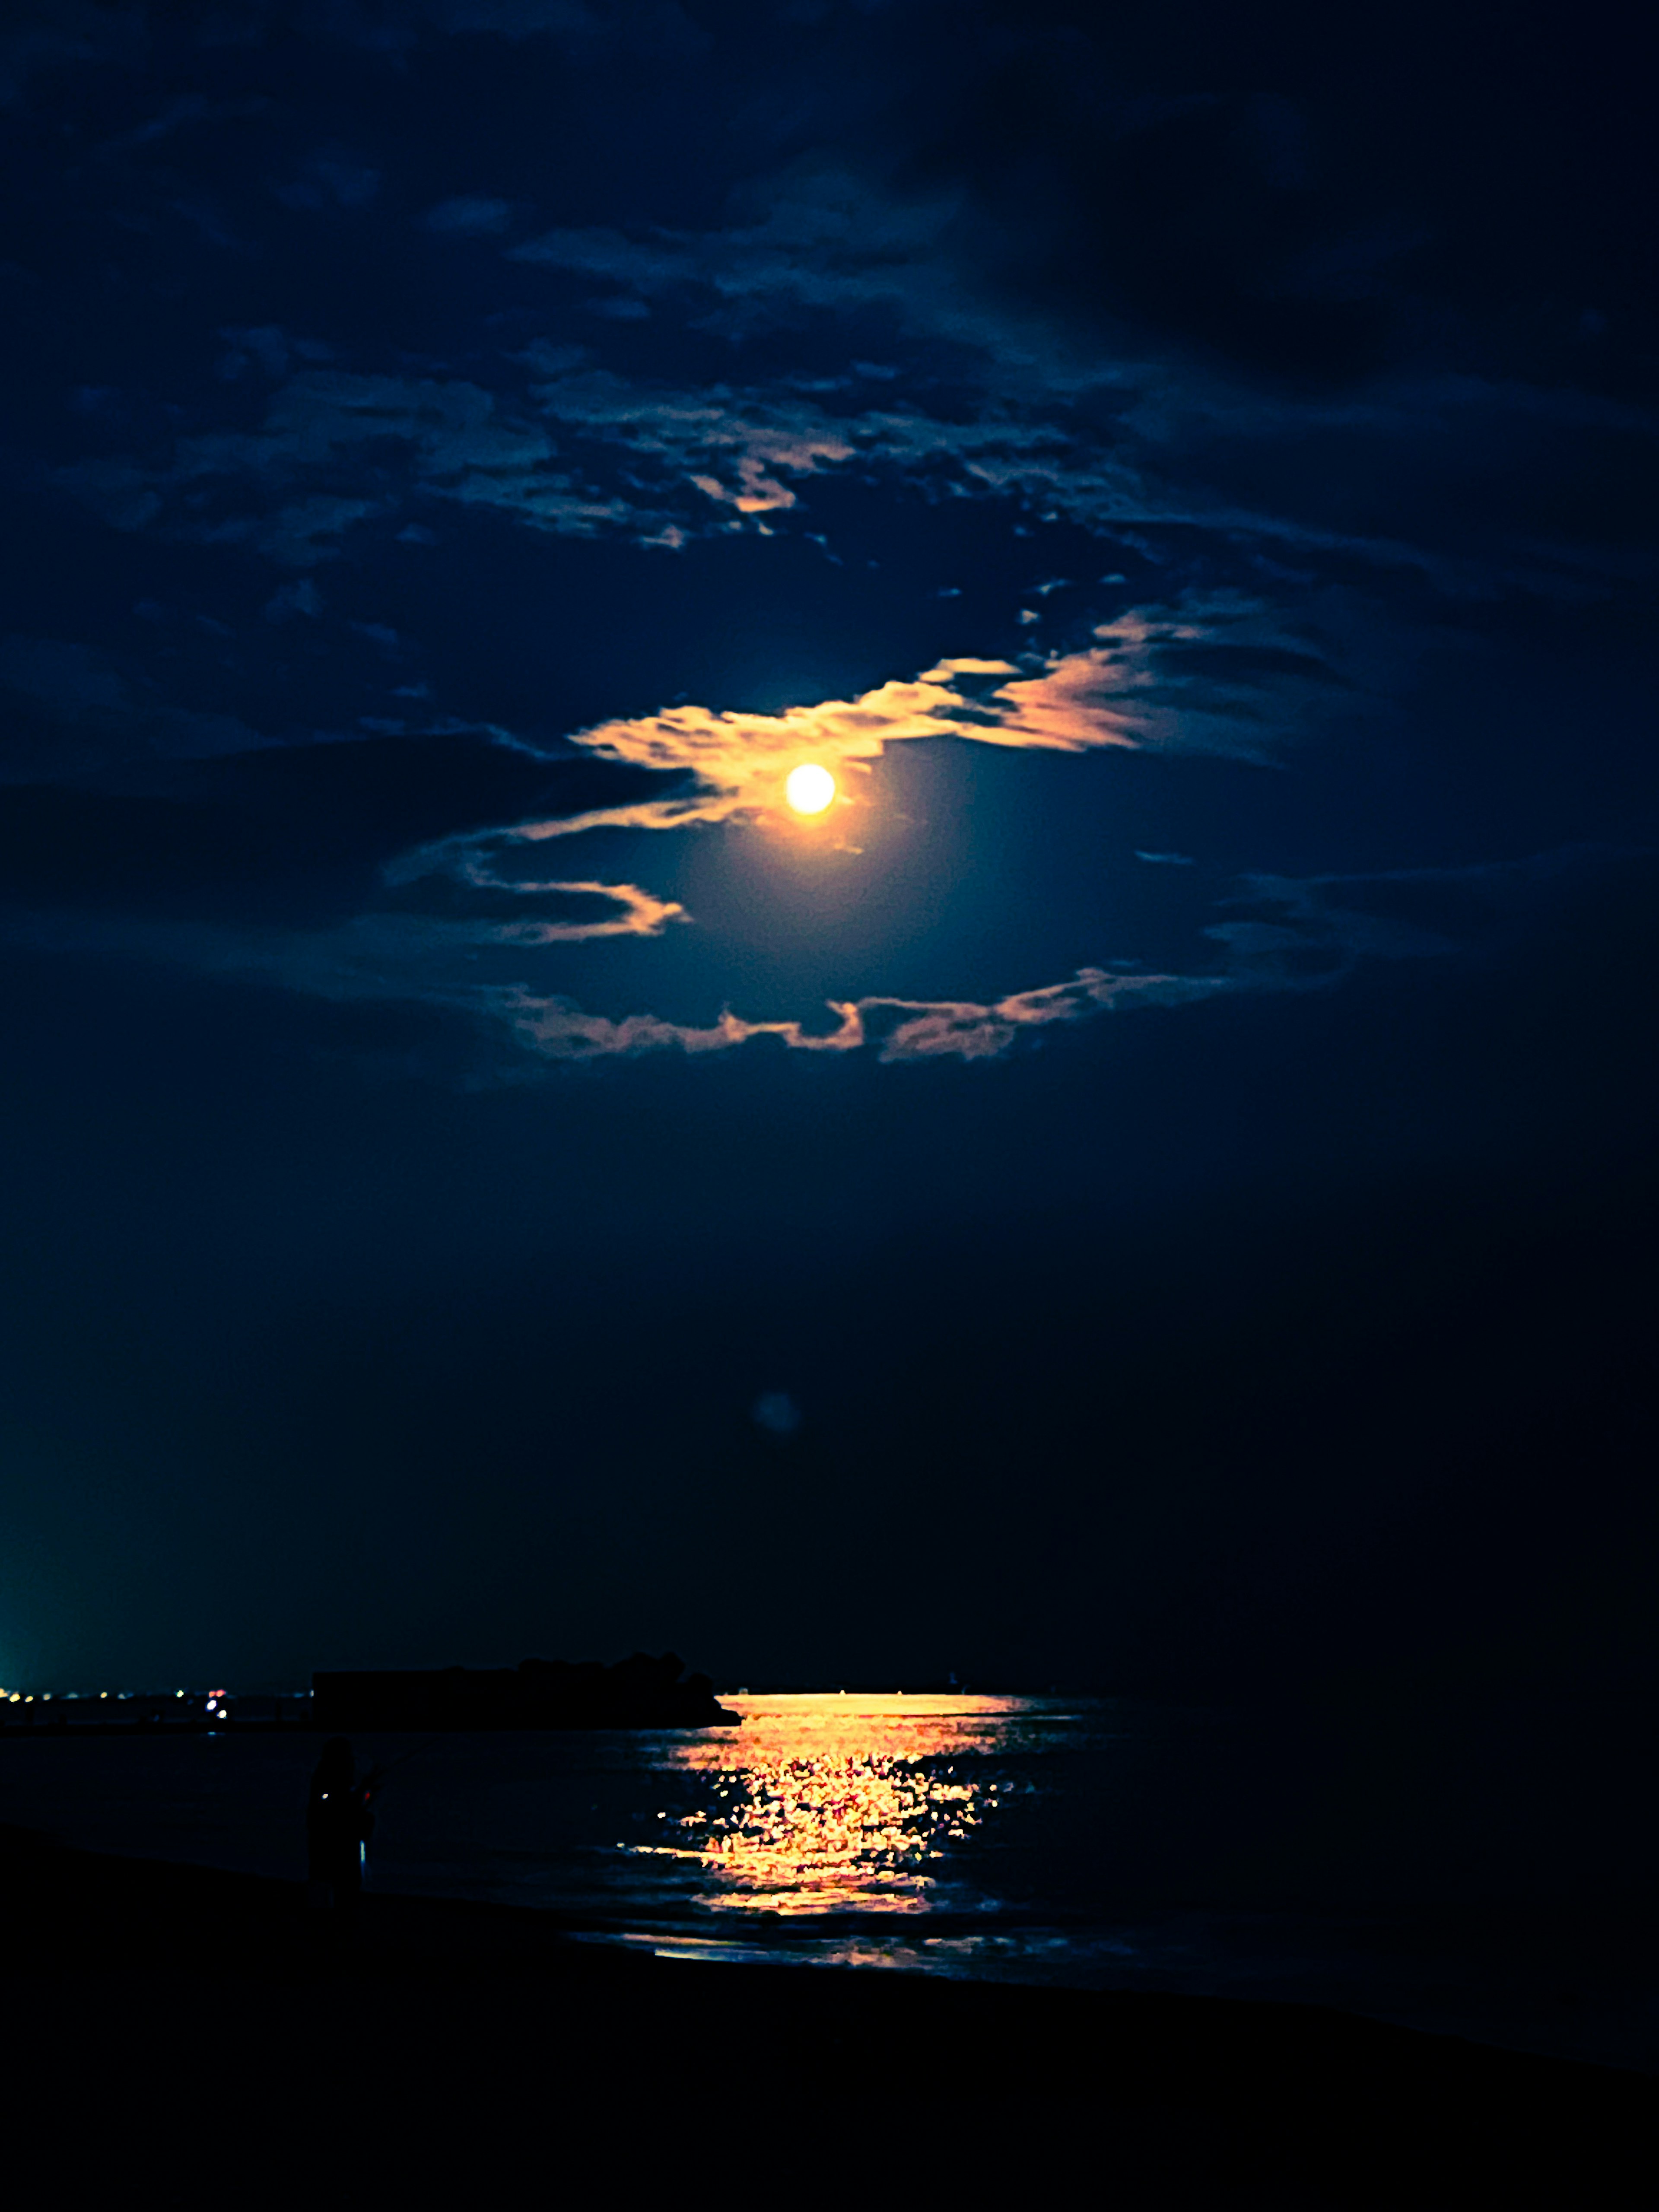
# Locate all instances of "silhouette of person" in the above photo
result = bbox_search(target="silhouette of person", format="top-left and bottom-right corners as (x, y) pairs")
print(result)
(306, 1737), (377, 1912)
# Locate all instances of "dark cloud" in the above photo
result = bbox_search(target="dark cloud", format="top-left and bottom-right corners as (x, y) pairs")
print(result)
(423, 194), (515, 235)
(0, 634), (281, 780)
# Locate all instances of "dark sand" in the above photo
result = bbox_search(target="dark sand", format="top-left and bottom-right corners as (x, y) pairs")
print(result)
(3, 1826), (1650, 2206)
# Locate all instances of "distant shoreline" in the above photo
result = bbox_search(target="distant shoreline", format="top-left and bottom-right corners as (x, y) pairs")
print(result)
(0, 1719), (737, 1738)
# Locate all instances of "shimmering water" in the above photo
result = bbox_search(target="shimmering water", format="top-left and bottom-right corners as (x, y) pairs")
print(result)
(619, 1694), (1051, 1919)
(4, 1692), (1655, 2071)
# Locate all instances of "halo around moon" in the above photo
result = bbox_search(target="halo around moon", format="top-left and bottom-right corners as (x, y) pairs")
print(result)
(785, 763), (837, 815)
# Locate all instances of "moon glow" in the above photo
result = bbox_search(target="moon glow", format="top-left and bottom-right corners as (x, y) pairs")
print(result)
(785, 763), (836, 815)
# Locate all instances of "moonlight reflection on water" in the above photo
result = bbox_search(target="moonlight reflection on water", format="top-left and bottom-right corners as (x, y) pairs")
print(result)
(637, 1694), (1042, 1915)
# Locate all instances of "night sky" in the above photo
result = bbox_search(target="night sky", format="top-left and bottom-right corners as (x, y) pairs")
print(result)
(2, 1), (1654, 1698)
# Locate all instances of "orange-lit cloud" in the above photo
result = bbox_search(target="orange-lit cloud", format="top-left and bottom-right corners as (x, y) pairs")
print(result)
(17, 849), (1576, 1082)
(390, 659), (1026, 884)
(12, 908), (1220, 1066)
(337, 597), (1348, 1074)
(394, 601), (1310, 912)
(555, 594), (1305, 796)
(486, 988), (866, 1060)
(484, 964), (1223, 1066)
(382, 832), (686, 940)
(486, 878), (685, 941)
(860, 966), (1224, 1061)
(985, 598), (1334, 760)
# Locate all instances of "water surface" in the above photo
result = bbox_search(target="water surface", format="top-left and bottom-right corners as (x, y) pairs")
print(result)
(4, 1691), (1654, 2072)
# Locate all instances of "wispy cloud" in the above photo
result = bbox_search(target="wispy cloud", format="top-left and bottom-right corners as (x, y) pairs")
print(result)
(857, 968), (1225, 1064)
(17, 901), (1222, 1068)
(479, 965), (1226, 1067)
(56, 352), (1136, 562)
(396, 658), (1036, 861)
(391, 600), (1324, 897)
(973, 597), (1329, 761)
(389, 849), (686, 941)
(53, 300), (1649, 604)
(0, 633), (279, 779)
(57, 369), (635, 564)
(423, 194), (515, 235)
(19, 851), (1592, 1081)
(1205, 852), (1614, 989)
(506, 169), (969, 340)
(21, 16), (1655, 615)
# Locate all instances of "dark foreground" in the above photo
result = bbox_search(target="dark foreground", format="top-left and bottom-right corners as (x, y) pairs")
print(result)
(3, 1828), (1650, 2207)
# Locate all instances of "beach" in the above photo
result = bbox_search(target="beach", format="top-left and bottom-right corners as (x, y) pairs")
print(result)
(3, 1824), (1651, 2206)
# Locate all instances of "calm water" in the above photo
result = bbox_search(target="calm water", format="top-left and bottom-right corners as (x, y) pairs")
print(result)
(4, 1692), (1655, 2071)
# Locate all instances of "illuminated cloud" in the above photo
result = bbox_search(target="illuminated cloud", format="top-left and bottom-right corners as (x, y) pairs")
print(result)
(386, 830), (693, 969)
(384, 835), (686, 941)
(24, 34), (1645, 609)
(18, 849), (1592, 1085)
(389, 661), (1022, 880)
(53, 316), (1622, 601)
(45, 344), (1260, 572)
(393, 599), (1319, 901)
(990, 597), (1336, 760)
(12, 904), (1225, 1071)
(484, 879), (685, 942)
(476, 964), (1223, 1066)
(858, 969), (1225, 1063)
(451, 852), (1622, 1066)
(485, 988), (866, 1061)
(517, 358), (1103, 529)
(58, 359), (933, 565)
(521, 372), (860, 513)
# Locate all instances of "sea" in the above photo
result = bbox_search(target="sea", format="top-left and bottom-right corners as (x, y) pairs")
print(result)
(3, 1691), (1654, 2072)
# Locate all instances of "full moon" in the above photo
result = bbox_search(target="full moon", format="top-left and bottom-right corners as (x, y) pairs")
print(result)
(785, 763), (836, 815)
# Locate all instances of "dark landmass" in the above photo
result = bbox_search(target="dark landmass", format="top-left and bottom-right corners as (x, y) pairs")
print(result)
(0, 1653), (737, 1737)
(2, 1827), (1650, 2206)
(312, 1652), (737, 1731)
